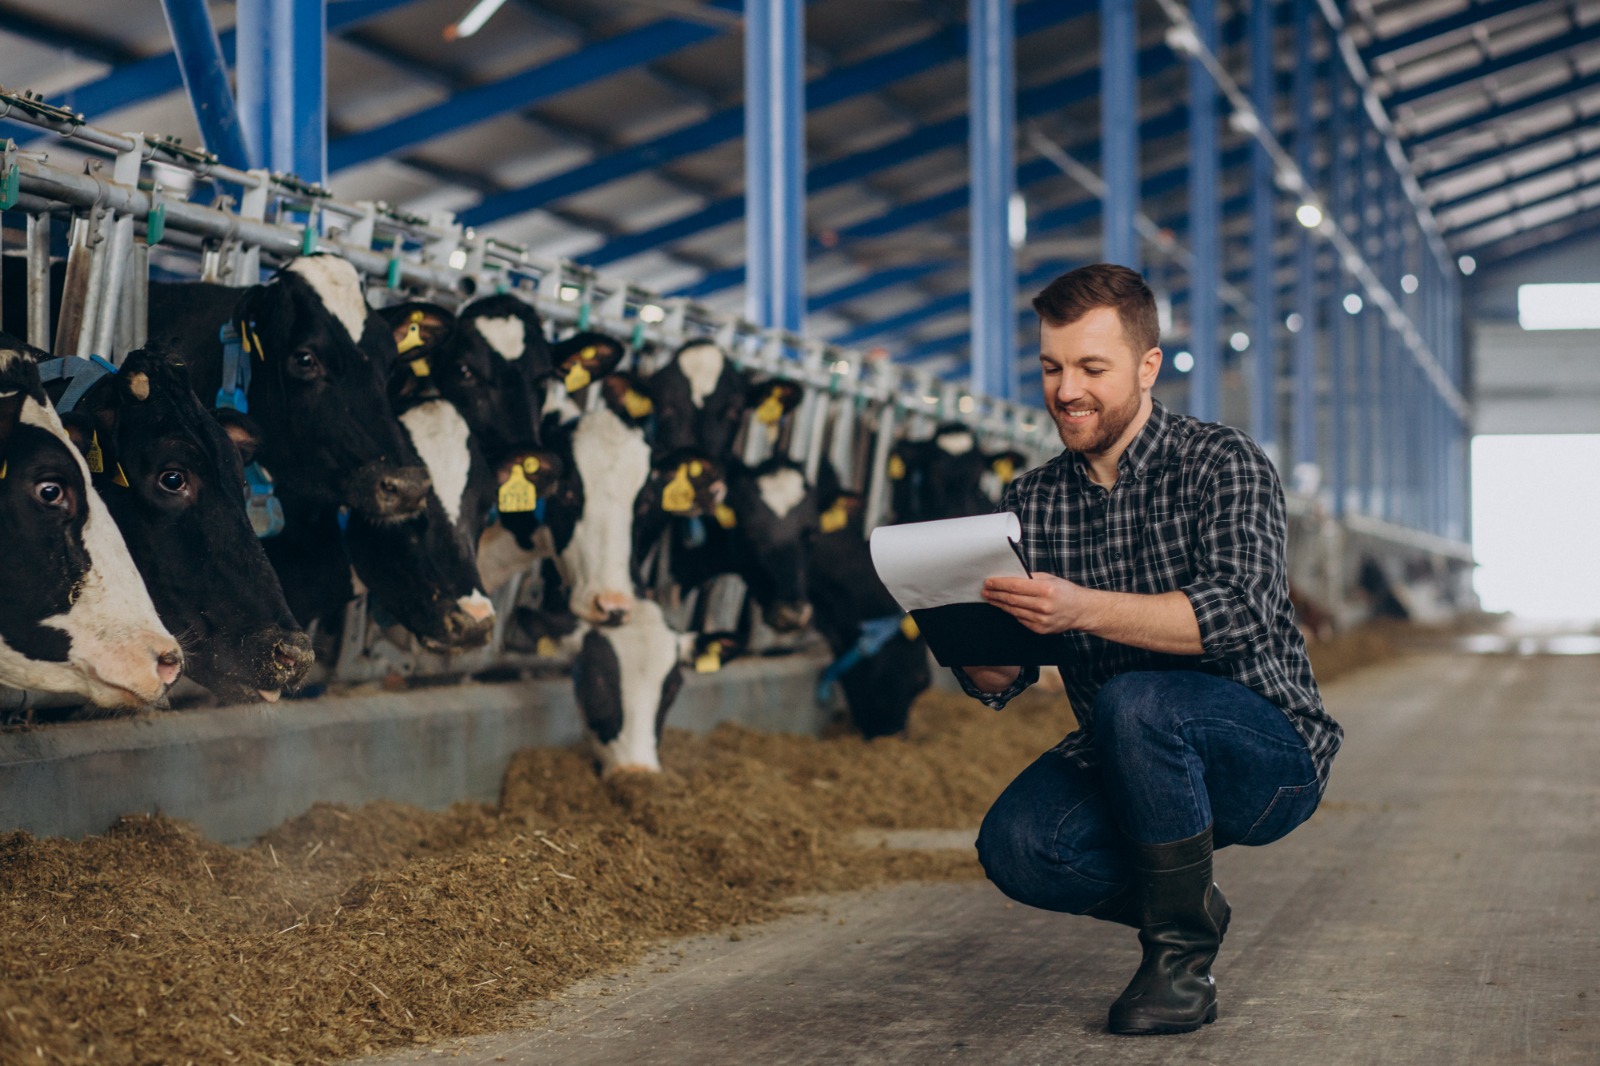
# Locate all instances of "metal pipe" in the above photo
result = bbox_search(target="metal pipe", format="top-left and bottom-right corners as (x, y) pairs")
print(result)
(1185, 0), (1220, 423)
(1290, 0), (1317, 481)
(744, 0), (804, 334)
(1248, 0), (1278, 462)
(25, 213), (50, 350)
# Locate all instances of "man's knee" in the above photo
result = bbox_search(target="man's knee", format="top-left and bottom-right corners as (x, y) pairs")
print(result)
(977, 794), (1122, 916)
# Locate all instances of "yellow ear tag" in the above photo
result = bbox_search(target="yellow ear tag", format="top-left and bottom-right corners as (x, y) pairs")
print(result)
(112, 464), (129, 489)
(622, 388), (653, 419)
(565, 362), (592, 392)
(662, 465), (696, 514)
(888, 454), (906, 480)
(755, 390), (785, 425)
(714, 502), (737, 529)
(820, 500), (849, 534)
(536, 636), (559, 657)
(694, 642), (723, 673)
(398, 325), (426, 355)
(497, 465), (539, 513)
(86, 432), (106, 475)
(0, 459), (7, 479)
(992, 456), (1016, 483)
(246, 326), (265, 360)
(899, 614), (920, 641)
(522, 456), (541, 475)
(410, 357), (432, 378)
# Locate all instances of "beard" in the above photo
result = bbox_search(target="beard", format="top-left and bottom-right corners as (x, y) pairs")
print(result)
(1048, 382), (1143, 455)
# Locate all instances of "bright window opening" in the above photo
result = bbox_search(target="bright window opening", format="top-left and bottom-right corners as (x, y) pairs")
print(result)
(1517, 283), (1600, 330)
(1472, 434), (1600, 621)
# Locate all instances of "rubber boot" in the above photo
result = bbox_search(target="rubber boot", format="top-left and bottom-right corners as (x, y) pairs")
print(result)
(1107, 826), (1231, 1036)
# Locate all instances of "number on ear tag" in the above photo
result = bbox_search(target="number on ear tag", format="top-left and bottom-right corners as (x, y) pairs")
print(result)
(662, 465), (696, 513)
(497, 465), (539, 513)
(819, 500), (849, 534)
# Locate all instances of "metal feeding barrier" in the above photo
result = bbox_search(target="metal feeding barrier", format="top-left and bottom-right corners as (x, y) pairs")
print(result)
(0, 85), (1056, 707)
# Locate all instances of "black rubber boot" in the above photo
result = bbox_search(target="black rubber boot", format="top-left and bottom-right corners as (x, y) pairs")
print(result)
(1107, 827), (1231, 1036)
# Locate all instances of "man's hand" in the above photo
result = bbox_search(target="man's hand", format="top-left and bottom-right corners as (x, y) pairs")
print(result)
(982, 573), (1090, 634)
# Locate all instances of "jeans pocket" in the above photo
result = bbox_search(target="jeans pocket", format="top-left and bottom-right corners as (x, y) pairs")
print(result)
(1238, 782), (1319, 846)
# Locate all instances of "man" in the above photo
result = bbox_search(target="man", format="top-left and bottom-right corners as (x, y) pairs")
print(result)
(959, 263), (1341, 1035)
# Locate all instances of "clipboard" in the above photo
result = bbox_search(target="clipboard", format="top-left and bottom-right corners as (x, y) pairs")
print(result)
(868, 513), (1067, 668)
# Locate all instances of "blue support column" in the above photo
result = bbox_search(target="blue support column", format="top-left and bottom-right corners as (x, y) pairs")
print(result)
(159, 0), (253, 170)
(744, 0), (806, 333)
(1100, 0), (1138, 269)
(969, 0), (1017, 400)
(1186, 0), (1221, 422)
(1356, 126), (1376, 518)
(1290, 0), (1317, 482)
(1249, 0), (1278, 461)
(1327, 68), (1348, 520)
(237, 0), (326, 182)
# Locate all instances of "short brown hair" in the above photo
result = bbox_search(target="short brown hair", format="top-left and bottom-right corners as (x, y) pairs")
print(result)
(1031, 263), (1160, 354)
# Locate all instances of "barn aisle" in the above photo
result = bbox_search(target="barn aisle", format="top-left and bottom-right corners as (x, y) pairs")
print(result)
(357, 649), (1600, 1065)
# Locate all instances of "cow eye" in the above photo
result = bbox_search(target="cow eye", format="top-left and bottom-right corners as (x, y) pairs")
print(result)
(288, 348), (324, 379)
(34, 480), (71, 510)
(158, 469), (188, 494)
(456, 363), (475, 382)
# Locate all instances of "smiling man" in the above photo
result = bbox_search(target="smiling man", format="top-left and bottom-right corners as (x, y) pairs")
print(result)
(957, 264), (1342, 1036)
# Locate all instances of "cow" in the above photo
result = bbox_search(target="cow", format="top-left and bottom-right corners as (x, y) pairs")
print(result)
(0, 339), (183, 710)
(647, 339), (750, 459)
(52, 345), (314, 703)
(147, 254), (432, 521)
(889, 422), (1023, 523)
(807, 483), (931, 738)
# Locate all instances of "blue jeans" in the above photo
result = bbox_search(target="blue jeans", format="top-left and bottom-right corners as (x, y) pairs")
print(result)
(976, 670), (1322, 917)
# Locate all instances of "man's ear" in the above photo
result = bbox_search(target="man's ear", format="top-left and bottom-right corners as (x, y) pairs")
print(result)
(1140, 346), (1164, 391)
(213, 408), (265, 466)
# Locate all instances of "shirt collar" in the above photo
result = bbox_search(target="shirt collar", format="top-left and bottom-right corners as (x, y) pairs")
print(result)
(1064, 398), (1173, 486)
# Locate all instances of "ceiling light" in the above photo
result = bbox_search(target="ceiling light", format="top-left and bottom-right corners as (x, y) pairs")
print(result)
(638, 304), (665, 323)
(1173, 350), (1195, 373)
(1285, 312), (1304, 334)
(1295, 203), (1323, 229)
(1457, 255), (1477, 276)
(1343, 293), (1363, 315)
(445, 0), (509, 40)
(1229, 331), (1249, 352)
(1401, 273), (1418, 294)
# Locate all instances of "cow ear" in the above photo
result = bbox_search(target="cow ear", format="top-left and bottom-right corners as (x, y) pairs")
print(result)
(56, 411), (95, 456)
(0, 389), (26, 458)
(213, 408), (264, 466)
(234, 280), (294, 361)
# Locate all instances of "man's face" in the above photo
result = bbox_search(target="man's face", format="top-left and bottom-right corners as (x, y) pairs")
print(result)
(1039, 306), (1162, 455)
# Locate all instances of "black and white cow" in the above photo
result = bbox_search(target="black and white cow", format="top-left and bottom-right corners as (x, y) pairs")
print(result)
(56, 345), (314, 702)
(0, 340), (183, 709)
(807, 486), (931, 738)
(147, 254), (432, 521)
(647, 339), (750, 459)
(889, 423), (1026, 523)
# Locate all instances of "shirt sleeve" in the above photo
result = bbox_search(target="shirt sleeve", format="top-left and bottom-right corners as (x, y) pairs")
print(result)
(1179, 437), (1289, 663)
(952, 664), (1040, 709)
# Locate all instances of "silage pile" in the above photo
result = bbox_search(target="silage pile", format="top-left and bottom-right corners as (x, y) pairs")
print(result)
(0, 631), (1386, 1065)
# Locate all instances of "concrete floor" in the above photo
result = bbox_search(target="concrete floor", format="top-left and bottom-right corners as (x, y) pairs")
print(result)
(357, 649), (1600, 1065)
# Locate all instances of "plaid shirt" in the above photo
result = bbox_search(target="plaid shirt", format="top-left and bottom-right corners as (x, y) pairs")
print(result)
(956, 400), (1342, 793)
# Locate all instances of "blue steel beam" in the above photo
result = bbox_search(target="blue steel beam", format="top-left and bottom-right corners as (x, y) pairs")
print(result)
(39, 0), (410, 127)
(1327, 63), (1350, 519)
(1386, 20), (1600, 111)
(969, 0), (1017, 400)
(1249, 0), (1279, 460)
(461, 0), (1089, 228)
(237, 0), (325, 182)
(1290, 0), (1317, 477)
(1407, 68), (1600, 155)
(1186, 0), (1221, 422)
(159, 0), (253, 170)
(745, 0), (805, 333)
(808, 264), (948, 313)
(1361, 0), (1537, 64)
(1100, 0), (1138, 268)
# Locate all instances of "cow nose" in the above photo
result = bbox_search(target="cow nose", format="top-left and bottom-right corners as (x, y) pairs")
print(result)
(264, 629), (315, 688)
(441, 605), (496, 649)
(349, 464), (432, 520)
(765, 602), (813, 632)
(155, 649), (183, 687)
(593, 592), (633, 626)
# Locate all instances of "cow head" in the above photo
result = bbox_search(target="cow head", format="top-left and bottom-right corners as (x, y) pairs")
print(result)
(61, 346), (313, 703)
(0, 339), (182, 709)
(571, 599), (685, 775)
(889, 422), (999, 522)
(646, 339), (749, 459)
(721, 457), (819, 632)
(231, 255), (431, 521)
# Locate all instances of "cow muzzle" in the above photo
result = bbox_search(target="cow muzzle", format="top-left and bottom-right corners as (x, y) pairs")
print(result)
(418, 593), (496, 653)
(248, 626), (316, 695)
(763, 601), (813, 633)
(583, 590), (635, 627)
(345, 463), (433, 521)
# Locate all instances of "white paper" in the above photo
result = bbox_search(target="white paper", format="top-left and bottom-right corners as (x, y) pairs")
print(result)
(869, 512), (1030, 612)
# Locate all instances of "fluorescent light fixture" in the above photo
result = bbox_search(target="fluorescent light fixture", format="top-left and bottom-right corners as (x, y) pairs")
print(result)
(1457, 255), (1476, 276)
(1008, 193), (1028, 250)
(638, 304), (666, 324)
(832, 359), (852, 375)
(1295, 203), (1323, 228)
(559, 284), (581, 302)
(447, 249), (469, 269)
(1518, 283), (1600, 330)
(1401, 273), (1418, 294)
(958, 395), (976, 414)
(1172, 350), (1195, 373)
(1228, 109), (1261, 136)
(446, 0), (508, 39)
(1229, 331), (1249, 352)
(1285, 312), (1304, 334)
(1343, 293), (1363, 315)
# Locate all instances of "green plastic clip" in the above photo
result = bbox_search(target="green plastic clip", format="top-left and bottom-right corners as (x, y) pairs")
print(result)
(386, 257), (402, 290)
(629, 320), (645, 350)
(577, 301), (592, 332)
(145, 201), (166, 245)
(0, 140), (17, 210)
(300, 225), (317, 256)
